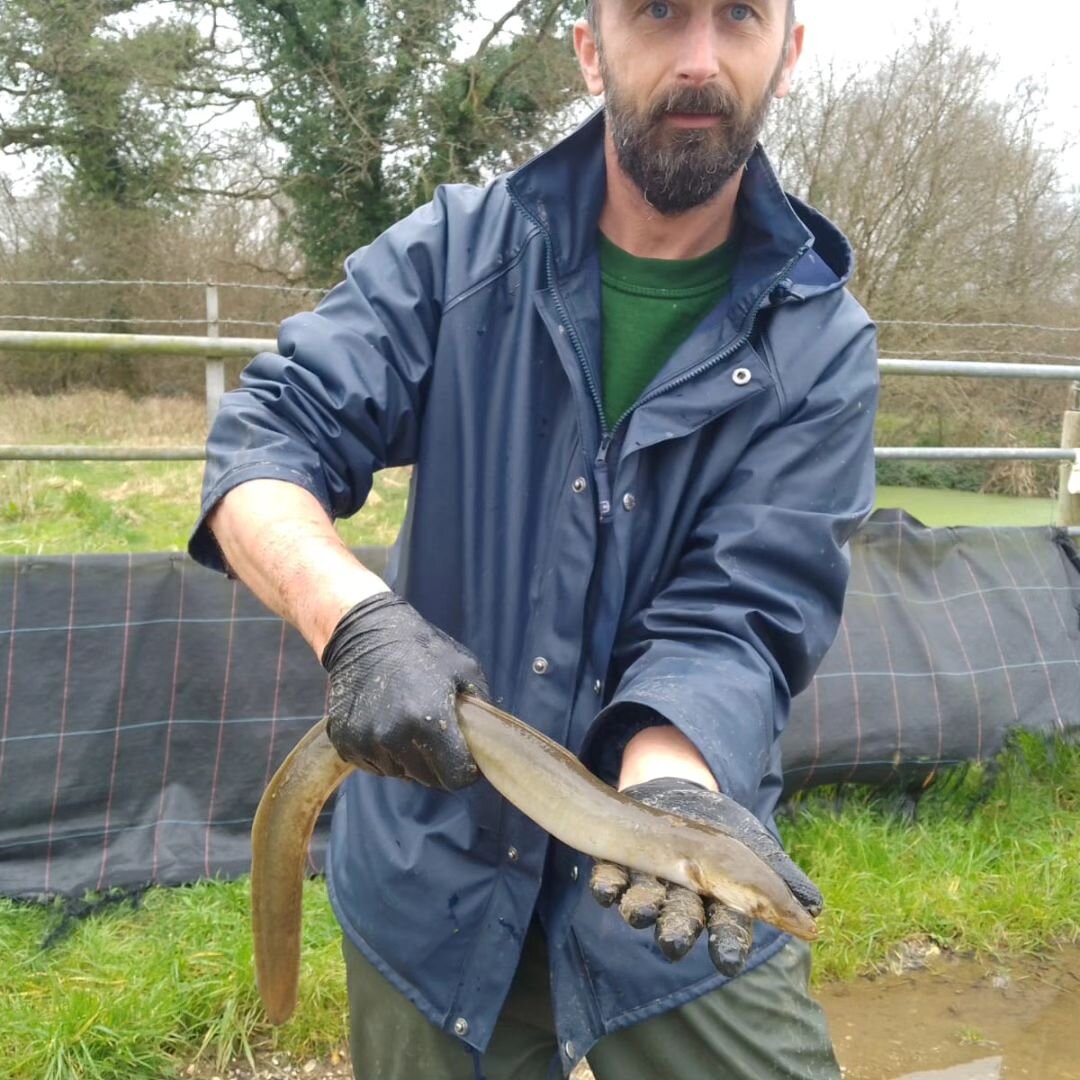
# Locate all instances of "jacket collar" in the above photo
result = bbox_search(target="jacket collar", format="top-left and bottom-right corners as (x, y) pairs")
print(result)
(505, 108), (854, 306)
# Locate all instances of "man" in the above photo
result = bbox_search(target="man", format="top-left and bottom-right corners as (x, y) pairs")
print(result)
(190, 0), (878, 1076)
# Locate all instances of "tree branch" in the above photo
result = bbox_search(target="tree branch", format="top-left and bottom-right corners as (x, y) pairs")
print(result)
(0, 124), (56, 151)
(471, 0), (532, 61)
(483, 0), (572, 101)
(176, 182), (280, 201)
(229, 257), (308, 286)
(171, 82), (261, 103)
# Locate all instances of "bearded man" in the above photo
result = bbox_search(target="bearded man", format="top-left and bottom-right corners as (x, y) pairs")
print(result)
(190, 1), (877, 1076)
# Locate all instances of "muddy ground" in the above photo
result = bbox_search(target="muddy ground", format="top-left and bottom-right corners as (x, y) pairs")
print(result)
(184, 1051), (595, 1080)
(819, 941), (1080, 1080)
(188, 944), (1079, 1079)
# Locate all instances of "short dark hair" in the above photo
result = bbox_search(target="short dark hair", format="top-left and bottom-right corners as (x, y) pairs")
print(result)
(586, 0), (795, 38)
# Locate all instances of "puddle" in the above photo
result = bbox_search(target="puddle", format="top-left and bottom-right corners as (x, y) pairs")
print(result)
(818, 943), (1080, 1079)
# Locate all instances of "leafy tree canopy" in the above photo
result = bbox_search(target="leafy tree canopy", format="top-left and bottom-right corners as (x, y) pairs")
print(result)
(227, 0), (585, 281)
(0, 0), (229, 210)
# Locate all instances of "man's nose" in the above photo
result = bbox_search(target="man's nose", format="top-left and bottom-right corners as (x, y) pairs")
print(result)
(674, 18), (722, 84)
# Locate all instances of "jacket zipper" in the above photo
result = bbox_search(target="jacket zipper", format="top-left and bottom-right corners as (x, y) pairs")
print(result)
(508, 185), (805, 524)
(545, 243), (618, 521)
(594, 252), (804, 521)
(509, 188), (619, 521)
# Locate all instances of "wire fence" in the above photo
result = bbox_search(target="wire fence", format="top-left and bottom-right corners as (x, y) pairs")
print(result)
(888, 348), (1080, 362)
(0, 278), (326, 294)
(0, 280), (325, 401)
(0, 314), (282, 329)
(2, 282), (1080, 329)
(876, 319), (1080, 334)
(0, 279), (1078, 527)
(2, 280), (1079, 353)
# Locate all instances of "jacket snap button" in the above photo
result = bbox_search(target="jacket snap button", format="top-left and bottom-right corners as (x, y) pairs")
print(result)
(454, 1018), (469, 1037)
(732, 367), (752, 386)
(593, 679), (602, 694)
(565, 1041), (576, 1059)
(532, 657), (549, 675)
(572, 476), (587, 493)
(507, 846), (519, 862)
(622, 493), (636, 511)
(570, 865), (579, 881)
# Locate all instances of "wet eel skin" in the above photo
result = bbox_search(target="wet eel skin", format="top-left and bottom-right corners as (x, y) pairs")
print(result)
(251, 694), (818, 1024)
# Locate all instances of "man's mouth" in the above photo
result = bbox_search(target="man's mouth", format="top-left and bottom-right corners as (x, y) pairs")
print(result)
(663, 113), (722, 128)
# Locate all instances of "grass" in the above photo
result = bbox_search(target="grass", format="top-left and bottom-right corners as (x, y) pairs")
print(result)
(2, 392), (1078, 1077)
(0, 881), (346, 1080)
(875, 485), (1060, 528)
(782, 733), (1080, 982)
(0, 392), (409, 555)
(0, 393), (1065, 557)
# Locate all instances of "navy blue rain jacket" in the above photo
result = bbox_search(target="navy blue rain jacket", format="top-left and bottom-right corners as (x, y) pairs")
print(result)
(191, 111), (878, 1073)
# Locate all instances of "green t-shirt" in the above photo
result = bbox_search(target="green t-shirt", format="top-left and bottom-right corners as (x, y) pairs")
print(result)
(599, 231), (735, 426)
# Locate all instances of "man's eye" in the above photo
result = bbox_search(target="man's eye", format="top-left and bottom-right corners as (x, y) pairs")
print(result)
(647, 1), (671, 18)
(729, 4), (754, 20)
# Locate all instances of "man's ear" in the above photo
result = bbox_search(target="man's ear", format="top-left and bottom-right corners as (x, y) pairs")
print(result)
(574, 19), (605, 97)
(774, 21), (804, 100)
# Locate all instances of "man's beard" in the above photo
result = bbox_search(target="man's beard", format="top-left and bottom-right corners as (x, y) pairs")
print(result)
(601, 51), (784, 216)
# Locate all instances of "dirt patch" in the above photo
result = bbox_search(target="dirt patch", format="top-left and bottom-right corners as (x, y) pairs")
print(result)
(181, 1046), (595, 1079)
(819, 943), (1080, 1079)
(183, 1048), (351, 1080)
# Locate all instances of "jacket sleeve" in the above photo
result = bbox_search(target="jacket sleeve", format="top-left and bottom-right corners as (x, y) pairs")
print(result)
(188, 192), (451, 572)
(594, 316), (879, 809)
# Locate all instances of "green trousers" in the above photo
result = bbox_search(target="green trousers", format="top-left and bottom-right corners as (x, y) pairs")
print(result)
(344, 925), (841, 1080)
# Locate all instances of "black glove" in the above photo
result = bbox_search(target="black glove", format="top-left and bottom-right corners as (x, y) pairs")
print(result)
(589, 777), (823, 976)
(321, 592), (489, 790)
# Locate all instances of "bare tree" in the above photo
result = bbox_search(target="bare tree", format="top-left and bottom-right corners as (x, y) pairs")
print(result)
(766, 17), (1080, 493)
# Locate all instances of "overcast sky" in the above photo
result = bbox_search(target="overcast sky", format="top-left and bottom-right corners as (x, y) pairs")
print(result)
(793, 0), (1078, 183)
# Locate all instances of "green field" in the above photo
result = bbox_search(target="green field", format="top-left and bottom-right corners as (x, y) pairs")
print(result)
(0, 392), (410, 557)
(0, 472), (1058, 558)
(875, 485), (1059, 528)
(0, 391), (1068, 557)
(0, 458), (408, 556)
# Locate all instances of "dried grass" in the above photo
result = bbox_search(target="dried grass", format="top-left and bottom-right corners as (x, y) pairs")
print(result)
(0, 390), (206, 445)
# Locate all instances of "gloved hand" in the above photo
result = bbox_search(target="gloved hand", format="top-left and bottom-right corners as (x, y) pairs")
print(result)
(589, 777), (823, 975)
(321, 592), (489, 790)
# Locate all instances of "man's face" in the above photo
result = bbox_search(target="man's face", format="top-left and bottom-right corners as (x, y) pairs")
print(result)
(576, 2), (802, 215)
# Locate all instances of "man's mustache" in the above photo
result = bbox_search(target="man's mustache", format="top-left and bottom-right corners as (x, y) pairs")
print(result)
(648, 86), (738, 123)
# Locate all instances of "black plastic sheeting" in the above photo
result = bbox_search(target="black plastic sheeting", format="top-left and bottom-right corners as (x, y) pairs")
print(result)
(780, 510), (1080, 793)
(1, 514), (1078, 901)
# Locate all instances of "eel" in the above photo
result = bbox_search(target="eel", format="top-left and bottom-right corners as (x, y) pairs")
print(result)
(250, 694), (818, 1025)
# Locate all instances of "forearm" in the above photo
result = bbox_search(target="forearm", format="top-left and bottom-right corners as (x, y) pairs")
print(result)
(207, 479), (389, 657)
(617, 726), (719, 793)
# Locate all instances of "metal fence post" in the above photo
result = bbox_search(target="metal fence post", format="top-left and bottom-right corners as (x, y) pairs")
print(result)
(1057, 381), (1080, 529)
(205, 283), (225, 422)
